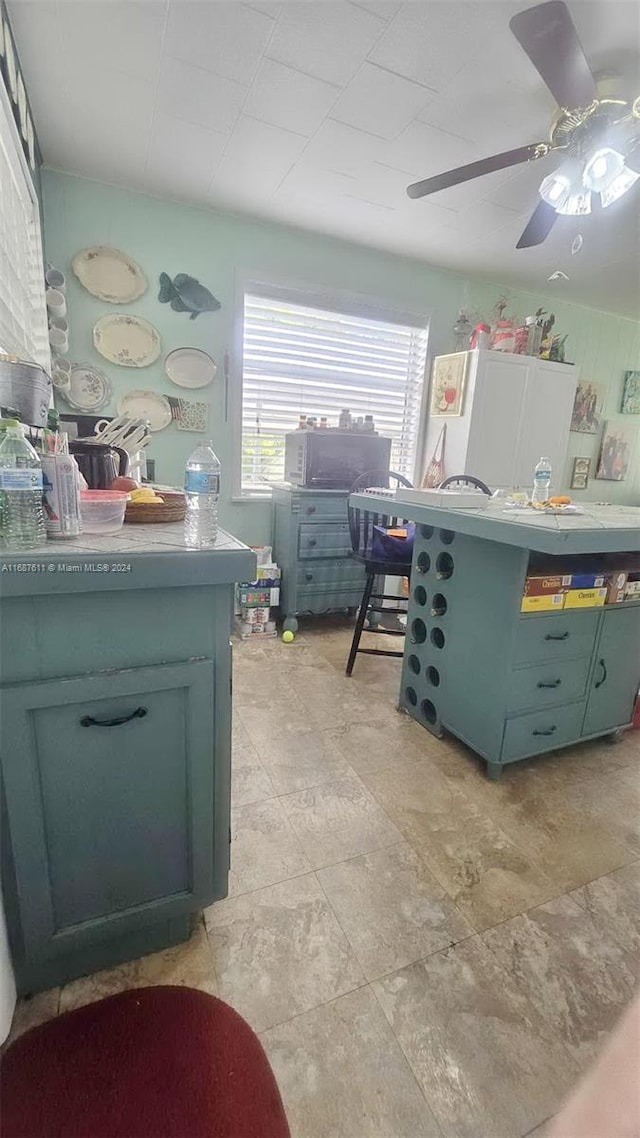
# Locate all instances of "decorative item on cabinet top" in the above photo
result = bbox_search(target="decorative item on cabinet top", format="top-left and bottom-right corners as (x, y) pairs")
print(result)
(72, 247), (147, 304)
(93, 314), (161, 368)
(116, 390), (172, 432)
(429, 353), (467, 416)
(621, 370), (640, 415)
(164, 347), (217, 389)
(158, 273), (221, 319)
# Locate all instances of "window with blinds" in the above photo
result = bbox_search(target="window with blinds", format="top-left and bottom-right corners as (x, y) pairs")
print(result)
(241, 291), (429, 493)
(0, 83), (48, 367)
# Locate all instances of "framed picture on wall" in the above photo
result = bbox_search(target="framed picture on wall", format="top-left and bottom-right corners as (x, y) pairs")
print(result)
(595, 421), (636, 481)
(570, 456), (591, 489)
(429, 352), (468, 416)
(570, 380), (606, 434)
(621, 370), (640, 415)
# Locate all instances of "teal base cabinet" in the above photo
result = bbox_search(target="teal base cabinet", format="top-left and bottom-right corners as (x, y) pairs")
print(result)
(0, 527), (254, 994)
(399, 525), (640, 777)
(272, 484), (366, 631)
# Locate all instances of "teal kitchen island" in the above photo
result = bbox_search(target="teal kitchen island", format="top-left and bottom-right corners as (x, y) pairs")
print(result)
(350, 495), (640, 779)
(0, 524), (254, 994)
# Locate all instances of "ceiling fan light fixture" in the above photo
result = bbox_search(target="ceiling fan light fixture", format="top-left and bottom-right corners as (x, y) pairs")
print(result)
(557, 188), (592, 216)
(539, 170), (572, 209)
(582, 147), (625, 192)
(600, 165), (640, 208)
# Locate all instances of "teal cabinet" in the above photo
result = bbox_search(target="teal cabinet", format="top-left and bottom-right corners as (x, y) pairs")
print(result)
(273, 484), (365, 630)
(1, 660), (215, 989)
(583, 606), (640, 736)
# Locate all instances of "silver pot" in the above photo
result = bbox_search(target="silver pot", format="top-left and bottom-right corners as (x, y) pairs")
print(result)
(0, 358), (52, 427)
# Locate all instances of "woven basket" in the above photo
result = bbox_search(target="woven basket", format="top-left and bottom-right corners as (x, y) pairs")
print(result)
(125, 491), (186, 524)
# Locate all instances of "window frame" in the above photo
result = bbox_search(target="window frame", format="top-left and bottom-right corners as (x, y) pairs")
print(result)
(231, 272), (432, 500)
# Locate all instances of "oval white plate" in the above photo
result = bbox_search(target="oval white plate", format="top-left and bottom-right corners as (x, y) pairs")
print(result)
(117, 390), (172, 432)
(63, 364), (112, 412)
(164, 347), (217, 389)
(73, 246), (147, 304)
(93, 314), (161, 368)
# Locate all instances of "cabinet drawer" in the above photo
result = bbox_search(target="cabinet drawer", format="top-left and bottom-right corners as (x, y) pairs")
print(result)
(501, 702), (585, 762)
(0, 660), (215, 955)
(506, 657), (590, 713)
(297, 496), (348, 521)
(297, 559), (364, 590)
(514, 610), (599, 665)
(298, 522), (352, 559)
(296, 589), (364, 613)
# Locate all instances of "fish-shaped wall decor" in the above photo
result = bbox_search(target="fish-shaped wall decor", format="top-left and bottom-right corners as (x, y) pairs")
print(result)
(158, 272), (221, 319)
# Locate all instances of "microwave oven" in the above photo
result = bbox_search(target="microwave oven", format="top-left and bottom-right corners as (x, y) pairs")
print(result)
(284, 429), (392, 490)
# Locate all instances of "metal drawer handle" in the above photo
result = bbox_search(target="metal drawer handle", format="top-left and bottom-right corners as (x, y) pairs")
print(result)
(594, 658), (607, 689)
(309, 538), (317, 547)
(537, 679), (561, 688)
(307, 505), (316, 514)
(532, 725), (557, 736)
(305, 572), (313, 581)
(80, 707), (148, 728)
(544, 631), (569, 641)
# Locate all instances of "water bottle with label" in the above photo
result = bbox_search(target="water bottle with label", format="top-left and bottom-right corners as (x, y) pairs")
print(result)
(531, 456), (552, 505)
(184, 441), (221, 548)
(0, 421), (47, 550)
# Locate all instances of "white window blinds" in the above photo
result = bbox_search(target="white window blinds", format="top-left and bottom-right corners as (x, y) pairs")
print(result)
(0, 84), (48, 367)
(241, 291), (428, 492)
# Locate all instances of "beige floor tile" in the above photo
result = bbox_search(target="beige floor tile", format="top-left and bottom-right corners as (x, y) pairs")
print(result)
(261, 985), (440, 1138)
(59, 922), (218, 1014)
(255, 729), (355, 794)
(205, 874), (364, 1032)
(231, 742), (275, 808)
(318, 841), (473, 980)
(569, 862), (640, 960)
(373, 937), (579, 1138)
(280, 772), (402, 869)
(330, 716), (431, 777)
(238, 700), (312, 748)
(6, 987), (60, 1044)
(232, 713), (252, 748)
(229, 798), (312, 896)
(366, 756), (555, 931)
(287, 667), (373, 730)
(483, 893), (637, 1067)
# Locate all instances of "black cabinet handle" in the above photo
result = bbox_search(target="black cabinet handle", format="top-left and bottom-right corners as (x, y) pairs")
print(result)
(80, 707), (147, 728)
(545, 631), (569, 641)
(532, 725), (557, 736)
(306, 505), (316, 514)
(305, 572), (313, 581)
(537, 679), (561, 688)
(309, 538), (317, 547)
(594, 658), (607, 689)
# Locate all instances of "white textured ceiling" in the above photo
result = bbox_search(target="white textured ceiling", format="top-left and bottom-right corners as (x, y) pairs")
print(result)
(10, 0), (640, 318)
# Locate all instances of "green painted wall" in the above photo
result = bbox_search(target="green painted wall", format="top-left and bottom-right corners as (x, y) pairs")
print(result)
(42, 170), (639, 545)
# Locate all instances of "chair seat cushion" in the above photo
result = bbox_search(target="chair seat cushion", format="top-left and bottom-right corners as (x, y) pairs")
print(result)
(0, 985), (290, 1138)
(371, 522), (414, 564)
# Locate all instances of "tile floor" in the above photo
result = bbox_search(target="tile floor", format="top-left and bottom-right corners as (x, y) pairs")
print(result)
(8, 619), (640, 1138)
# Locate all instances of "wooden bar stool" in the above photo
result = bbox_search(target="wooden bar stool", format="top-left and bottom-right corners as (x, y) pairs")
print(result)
(345, 470), (413, 676)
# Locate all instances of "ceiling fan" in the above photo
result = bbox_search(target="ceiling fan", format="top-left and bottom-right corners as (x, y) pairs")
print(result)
(406, 0), (640, 248)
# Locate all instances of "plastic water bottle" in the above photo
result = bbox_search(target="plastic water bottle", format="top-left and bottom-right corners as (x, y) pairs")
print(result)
(531, 456), (552, 504)
(184, 440), (221, 548)
(0, 420), (46, 550)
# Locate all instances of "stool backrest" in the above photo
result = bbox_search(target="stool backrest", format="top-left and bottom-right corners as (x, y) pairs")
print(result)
(348, 469), (413, 559)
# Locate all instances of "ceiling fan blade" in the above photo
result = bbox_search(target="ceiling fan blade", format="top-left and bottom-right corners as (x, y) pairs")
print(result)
(516, 200), (558, 248)
(509, 1), (597, 110)
(406, 143), (548, 199)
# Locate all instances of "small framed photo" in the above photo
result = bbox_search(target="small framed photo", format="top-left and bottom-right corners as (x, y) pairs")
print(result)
(596, 420), (636, 481)
(570, 456), (591, 489)
(429, 352), (468, 416)
(621, 370), (640, 415)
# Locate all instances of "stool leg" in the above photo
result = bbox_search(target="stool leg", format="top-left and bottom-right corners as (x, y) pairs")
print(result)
(346, 571), (375, 676)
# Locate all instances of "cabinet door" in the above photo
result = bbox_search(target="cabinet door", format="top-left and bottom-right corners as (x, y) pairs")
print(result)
(465, 354), (527, 487)
(1, 660), (215, 958)
(583, 606), (640, 736)
(515, 360), (575, 491)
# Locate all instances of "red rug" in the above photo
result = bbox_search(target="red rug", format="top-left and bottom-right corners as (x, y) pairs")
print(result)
(1, 986), (290, 1138)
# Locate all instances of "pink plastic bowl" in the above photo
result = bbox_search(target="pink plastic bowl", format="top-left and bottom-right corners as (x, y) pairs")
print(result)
(80, 490), (129, 534)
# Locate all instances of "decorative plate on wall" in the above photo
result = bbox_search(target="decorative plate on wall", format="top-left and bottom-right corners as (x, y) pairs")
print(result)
(93, 314), (161, 367)
(62, 364), (112, 412)
(164, 347), (217, 389)
(73, 247), (147, 304)
(116, 390), (172, 432)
